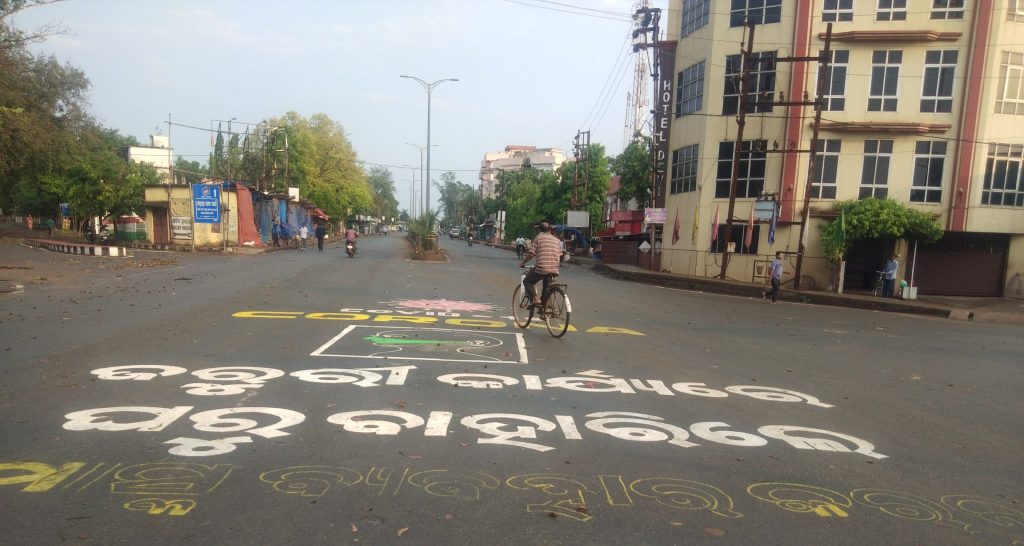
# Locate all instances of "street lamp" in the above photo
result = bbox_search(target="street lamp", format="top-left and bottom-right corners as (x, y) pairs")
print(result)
(406, 142), (438, 221)
(400, 75), (458, 214)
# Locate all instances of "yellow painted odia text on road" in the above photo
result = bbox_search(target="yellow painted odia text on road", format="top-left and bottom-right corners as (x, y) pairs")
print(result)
(232, 311), (645, 336)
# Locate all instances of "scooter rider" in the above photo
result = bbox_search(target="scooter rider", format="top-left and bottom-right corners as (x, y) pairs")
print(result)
(345, 225), (358, 252)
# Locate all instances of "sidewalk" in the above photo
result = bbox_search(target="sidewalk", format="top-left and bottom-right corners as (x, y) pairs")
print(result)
(594, 263), (1024, 325)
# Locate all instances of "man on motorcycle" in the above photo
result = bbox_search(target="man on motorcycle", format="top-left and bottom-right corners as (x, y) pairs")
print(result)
(344, 226), (358, 255)
(518, 221), (561, 308)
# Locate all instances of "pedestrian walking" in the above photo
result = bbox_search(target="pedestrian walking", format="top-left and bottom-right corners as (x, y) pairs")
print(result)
(26, 214), (33, 231)
(763, 251), (783, 304)
(46, 218), (55, 238)
(271, 218), (281, 248)
(299, 223), (309, 249)
(315, 222), (326, 252)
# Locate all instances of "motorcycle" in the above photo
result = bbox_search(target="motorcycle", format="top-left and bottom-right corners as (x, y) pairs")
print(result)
(345, 241), (357, 258)
(85, 224), (112, 245)
(467, 235), (473, 247)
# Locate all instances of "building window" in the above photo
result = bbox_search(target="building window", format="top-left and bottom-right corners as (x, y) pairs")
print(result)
(711, 224), (760, 254)
(812, 140), (841, 199)
(996, 51), (1024, 115)
(676, 61), (705, 117)
(730, 0), (782, 27)
(859, 140), (892, 199)
(868, 50), (901, 112)
(982, 144), (1024, 206)
(823, 50), (849, 111)
(911, 141), (947, 203)
(716, 140), (767, 199)
(931, 0), (964, 19)
(877, 0), (907, 20)
(1012, 0), (1024, 22)
(921, 50), (958, 113)
(723, 51), (776, 115)
(823, 0), (854, 21)
(681, 0), (710, 36)
(670, 144), (699, 194)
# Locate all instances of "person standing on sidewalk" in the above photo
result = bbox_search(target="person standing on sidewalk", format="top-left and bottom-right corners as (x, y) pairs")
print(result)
(882, 253), (899, 298)
(764, 251), (783, 304)
(271, 218), (281, 248)
(46, 218), (55, 238)
(299, 223), (309, 249)
(314, 222), (326, 252)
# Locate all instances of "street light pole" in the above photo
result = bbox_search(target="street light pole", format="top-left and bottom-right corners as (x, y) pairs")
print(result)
(406, 142), (438, 222)
(400, 75), (458, 215)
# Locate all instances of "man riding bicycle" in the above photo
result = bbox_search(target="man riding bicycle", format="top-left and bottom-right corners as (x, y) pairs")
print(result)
(518, 221), (561, 308)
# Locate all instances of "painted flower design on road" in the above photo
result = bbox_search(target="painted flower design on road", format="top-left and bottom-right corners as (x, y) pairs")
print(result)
(393, 299), (494, 312)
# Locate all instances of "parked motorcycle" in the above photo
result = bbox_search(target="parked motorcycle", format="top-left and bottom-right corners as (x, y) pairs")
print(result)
(345, 241), (357, 258)
(85, 224), (112, 245)
(467, 234), (473, 247)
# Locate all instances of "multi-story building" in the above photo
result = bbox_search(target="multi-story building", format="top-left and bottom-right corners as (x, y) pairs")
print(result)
(662, 0), (1024, 297)
(126, 135), (172, 183)
(479, 145), (566, 198)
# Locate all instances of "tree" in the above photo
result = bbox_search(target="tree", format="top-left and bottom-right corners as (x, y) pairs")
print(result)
(367, 166), (399, 222)
(174, 156), (206, 184)
(557, 143), (611, 230)
(611, 134), (652, 208)
(819, 198), (944, 262)
(433, 171), (483, 231)
(259, 112), (372, 220)
(399, 209), (409, 222)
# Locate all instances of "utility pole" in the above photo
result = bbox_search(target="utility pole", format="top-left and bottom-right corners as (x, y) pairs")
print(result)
(719, 23), (756, 279)
(793, 24), (833, 289)
(570, 131), (591, 211)
(718, 23), (832, 283)
(632, 3), (662, 271)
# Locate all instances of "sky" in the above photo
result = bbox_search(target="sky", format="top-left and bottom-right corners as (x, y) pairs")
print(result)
(13, 0), (667, 214)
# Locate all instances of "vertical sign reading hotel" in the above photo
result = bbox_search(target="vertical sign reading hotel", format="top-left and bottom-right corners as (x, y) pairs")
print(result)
(652, 41), (676, 209)
(192, 184), (221, 223)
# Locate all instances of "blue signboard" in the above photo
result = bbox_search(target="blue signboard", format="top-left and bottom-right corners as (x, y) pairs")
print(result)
(192, 184), (221, 223)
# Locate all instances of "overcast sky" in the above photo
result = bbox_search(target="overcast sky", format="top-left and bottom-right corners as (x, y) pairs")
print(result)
(14, 0), (666, 214)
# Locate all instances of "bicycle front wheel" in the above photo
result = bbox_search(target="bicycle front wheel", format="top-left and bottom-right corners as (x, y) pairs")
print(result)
(544, 287), (570, 338)
(512, 285), (533, 328)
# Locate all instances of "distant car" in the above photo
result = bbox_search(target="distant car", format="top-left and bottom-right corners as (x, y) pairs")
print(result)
(449, 227), (461, 237)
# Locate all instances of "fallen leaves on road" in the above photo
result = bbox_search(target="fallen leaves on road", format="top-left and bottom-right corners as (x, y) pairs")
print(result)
(351, 523), (358, 533)
(703, 528), (726, 537)
(397, 527), (409, 537)
(112, 258), (178, 270)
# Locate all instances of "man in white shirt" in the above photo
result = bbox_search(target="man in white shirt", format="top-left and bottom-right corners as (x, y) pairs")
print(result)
(299, 223), (309, 248)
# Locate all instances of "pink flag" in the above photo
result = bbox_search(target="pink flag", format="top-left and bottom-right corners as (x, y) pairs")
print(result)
(711, 205), (720, 243)
(744, 206), (754, 249)
(672, 208), (680, 244)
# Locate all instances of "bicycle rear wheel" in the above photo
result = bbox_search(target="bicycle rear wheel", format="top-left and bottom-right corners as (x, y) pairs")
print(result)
(544, 287), (570, 338)
(512, 285), (533, 328)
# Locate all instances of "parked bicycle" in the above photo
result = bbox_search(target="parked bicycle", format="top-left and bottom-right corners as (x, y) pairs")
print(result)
(871, 270), (885, 297)
(512, 265), (571, 337)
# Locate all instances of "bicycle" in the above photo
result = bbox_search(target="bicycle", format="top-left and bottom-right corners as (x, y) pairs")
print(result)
(871, 270), (885, 297)
(512, 265), (571, 338)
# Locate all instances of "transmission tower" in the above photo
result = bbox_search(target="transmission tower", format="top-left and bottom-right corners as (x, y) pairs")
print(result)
(623, 0), (652, 148)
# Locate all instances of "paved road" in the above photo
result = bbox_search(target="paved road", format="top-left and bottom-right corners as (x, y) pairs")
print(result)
(1, 236), (1021, 545)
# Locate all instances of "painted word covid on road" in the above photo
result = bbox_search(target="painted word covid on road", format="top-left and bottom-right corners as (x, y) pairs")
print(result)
(312, 325), (528, 364)
(1, 459), (1021, 545)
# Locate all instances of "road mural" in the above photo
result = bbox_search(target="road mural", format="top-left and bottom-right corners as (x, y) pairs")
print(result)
(2, 459), (1022, 544)
(8, 298), (1019, 543)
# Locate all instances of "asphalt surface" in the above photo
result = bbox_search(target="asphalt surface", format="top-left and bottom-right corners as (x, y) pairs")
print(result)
(1, 235), (1021, 545)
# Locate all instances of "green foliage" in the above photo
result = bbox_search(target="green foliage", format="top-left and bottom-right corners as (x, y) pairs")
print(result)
(367, 166), (400, 222)
(260, 112), (372, 220)
(557, 143), (611, 231)
(174, 156), (207, 184)
(611, 134), (652, 208)
(819, 198), (944, 262)
(434, 171), (483, 230)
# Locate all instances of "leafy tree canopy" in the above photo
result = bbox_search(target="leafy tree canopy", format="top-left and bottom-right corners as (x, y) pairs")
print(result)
(820, 198), (944, 262)
(611, 134), (652, 208)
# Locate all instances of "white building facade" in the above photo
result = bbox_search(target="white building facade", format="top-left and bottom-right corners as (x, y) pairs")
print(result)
(479, 145), (566, 198)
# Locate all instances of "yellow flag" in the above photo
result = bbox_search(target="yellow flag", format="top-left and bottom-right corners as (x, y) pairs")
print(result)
(691, 203), (699, 244)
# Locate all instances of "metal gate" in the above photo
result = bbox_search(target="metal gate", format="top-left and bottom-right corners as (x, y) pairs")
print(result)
(911, 233), (1008, 297)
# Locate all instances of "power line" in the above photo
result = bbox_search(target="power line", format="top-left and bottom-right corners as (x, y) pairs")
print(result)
(498, 0), (632, 21)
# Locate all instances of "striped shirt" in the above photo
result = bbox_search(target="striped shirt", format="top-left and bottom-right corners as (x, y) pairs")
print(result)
(531, 232), (562, 275)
